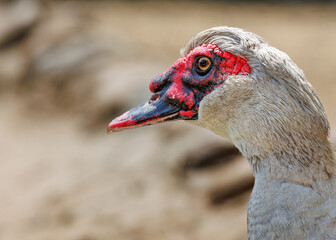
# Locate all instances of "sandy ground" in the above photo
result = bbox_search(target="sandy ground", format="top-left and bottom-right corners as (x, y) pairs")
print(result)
(0, 1), (335, 240)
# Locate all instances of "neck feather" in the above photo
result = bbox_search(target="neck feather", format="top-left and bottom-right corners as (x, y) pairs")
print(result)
(233, 135), (336, 186)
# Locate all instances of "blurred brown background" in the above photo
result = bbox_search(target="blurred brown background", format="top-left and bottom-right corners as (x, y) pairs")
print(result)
(0, 1), (335, 240)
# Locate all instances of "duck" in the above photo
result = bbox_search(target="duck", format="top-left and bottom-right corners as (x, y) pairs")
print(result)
(107, 26), (336, 239)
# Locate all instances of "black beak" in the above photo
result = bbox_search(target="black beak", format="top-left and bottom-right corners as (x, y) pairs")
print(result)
(107, 91), (182, 133)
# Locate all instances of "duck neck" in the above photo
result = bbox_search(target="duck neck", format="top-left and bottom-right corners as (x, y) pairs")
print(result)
(233, 135), (336, 187)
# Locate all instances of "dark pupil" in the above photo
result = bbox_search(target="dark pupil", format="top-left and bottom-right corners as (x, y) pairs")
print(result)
(199, 59), (208, 67)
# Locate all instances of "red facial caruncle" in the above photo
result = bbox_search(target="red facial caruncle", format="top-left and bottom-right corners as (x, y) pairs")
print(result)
(108, 44), (251, 133)
(149, 44), (251, 119)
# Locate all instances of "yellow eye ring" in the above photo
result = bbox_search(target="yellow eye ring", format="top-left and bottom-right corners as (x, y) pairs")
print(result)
(197, 57), (211, 71)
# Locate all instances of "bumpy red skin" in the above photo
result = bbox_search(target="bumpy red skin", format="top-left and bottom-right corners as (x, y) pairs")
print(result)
(149, 44), (251, 119)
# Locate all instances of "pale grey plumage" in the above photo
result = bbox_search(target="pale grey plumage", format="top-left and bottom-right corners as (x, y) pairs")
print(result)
(181, 27), (336, 239)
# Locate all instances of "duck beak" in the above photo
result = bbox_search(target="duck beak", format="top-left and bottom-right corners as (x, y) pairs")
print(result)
(107, 91), (181, 133)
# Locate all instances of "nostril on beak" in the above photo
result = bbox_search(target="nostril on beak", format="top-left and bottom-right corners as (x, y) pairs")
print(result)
(149, 93), (161, 103)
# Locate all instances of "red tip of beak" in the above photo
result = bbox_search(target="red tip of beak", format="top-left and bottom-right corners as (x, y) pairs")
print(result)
(107, 111), (137, 133)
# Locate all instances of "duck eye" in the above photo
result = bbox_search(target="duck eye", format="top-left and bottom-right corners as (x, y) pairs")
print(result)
(195, 56), (212, 75)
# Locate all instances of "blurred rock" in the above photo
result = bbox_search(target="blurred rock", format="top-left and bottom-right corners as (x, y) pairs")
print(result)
(0, 0), (40, 49)
(0, 48), (29, 87)
(179, 143), (253, 205)
(0, 0), (40, 87)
